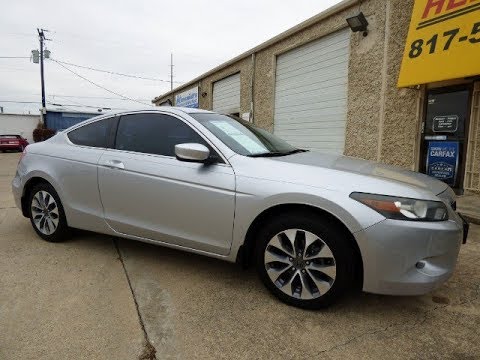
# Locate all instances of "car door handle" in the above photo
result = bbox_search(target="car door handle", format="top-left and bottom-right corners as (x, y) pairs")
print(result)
(103, 159), (125, 170)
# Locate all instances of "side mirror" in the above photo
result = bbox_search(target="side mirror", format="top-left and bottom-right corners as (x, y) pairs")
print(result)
(175, 143), (210, 162)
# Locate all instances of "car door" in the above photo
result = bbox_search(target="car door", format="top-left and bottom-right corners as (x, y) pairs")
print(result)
(97, 112), (236, 255)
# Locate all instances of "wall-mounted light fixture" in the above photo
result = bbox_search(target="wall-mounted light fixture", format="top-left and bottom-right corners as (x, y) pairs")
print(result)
(346, 12), (369, 37)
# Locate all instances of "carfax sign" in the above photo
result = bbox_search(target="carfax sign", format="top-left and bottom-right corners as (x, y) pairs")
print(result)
(426, 141), (459, 185)
(398, 0), (480, 87)
(175, 87), (199, 108)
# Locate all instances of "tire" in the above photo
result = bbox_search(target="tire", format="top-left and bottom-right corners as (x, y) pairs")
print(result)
(255, 212), (354, 309)
(28, 182), (71, 242)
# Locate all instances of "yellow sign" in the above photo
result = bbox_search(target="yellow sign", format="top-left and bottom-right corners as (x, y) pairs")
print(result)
(398, 0), (480, 87)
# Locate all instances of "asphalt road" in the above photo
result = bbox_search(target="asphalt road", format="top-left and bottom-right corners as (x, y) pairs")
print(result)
(1, 152), (479, 359)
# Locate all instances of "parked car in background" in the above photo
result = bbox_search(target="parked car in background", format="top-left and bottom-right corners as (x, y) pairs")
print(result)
(0, 134), (29, 152)
(12, 108), (469, 309)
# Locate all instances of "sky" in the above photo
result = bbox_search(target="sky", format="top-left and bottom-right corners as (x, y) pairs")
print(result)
(1, 0), (342, 115)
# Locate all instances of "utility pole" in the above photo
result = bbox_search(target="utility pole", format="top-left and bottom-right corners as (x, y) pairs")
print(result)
(170, 53), (173, 91)
(37, 28), (49, 123)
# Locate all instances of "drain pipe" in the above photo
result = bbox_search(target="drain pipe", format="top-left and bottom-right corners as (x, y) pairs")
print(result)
(250, 52), (256, 123)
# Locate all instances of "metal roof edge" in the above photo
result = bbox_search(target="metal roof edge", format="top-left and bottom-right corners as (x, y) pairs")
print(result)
(0, 113), (41, 117)
(152, 0), (358, 103)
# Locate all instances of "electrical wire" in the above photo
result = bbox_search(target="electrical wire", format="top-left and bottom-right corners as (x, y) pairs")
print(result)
(50, 59), (153, 107)
(50, 58), (183, 84)
(0, 56), (30, 59)
(50, 94), (128, 110)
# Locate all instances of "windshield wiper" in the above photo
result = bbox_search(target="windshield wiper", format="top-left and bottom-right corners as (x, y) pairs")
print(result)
(248, 149), (309, 158)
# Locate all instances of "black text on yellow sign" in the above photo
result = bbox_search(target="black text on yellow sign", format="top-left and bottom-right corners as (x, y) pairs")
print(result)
(398, 0), (480, 87)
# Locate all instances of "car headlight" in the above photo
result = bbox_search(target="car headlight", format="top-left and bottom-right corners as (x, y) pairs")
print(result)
(350, 193), (448, 221)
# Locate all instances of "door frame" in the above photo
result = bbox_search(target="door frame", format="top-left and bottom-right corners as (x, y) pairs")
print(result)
(418, 84), (473, 192)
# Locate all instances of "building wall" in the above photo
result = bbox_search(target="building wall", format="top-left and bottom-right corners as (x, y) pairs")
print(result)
(45, 111), (99, 131)
(0, 114), (40, 143)
(155, 0), (480, 180)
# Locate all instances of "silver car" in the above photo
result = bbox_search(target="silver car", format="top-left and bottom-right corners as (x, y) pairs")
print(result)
(12, 108), (468, 309)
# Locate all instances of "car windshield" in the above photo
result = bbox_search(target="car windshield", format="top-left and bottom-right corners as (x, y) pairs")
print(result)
(190, 113), (304, 157)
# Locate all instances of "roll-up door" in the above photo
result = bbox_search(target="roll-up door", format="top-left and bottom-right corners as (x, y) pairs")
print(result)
(274, 29), (350, 154)
(213, 73), (241, 115)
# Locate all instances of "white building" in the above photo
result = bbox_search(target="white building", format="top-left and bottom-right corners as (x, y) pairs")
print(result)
(0, 113), (41, 143)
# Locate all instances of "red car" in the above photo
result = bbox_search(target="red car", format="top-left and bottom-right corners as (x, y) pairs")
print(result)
(0, 134), (29, 152)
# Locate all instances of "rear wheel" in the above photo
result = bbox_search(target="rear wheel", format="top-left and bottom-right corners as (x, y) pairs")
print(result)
(255, 212), (354, 309)
(28, 183), (71, 242)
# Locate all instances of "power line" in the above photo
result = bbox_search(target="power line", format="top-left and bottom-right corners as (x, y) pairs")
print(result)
(50, 58), (184, 84)
(0, 56), (30, 59)
(50, 94), (128, 110)
(50, 59), (152, 107)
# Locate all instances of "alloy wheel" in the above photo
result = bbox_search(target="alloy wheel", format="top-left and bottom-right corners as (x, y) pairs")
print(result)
(264, 229), (336, 300)
(31, 190), (60, 235)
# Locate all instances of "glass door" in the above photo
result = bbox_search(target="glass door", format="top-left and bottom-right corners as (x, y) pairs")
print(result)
(420, 86), (472, 191)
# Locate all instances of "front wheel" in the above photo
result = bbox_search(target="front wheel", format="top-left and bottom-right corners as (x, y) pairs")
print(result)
(28, 183), (71, 242)
(255, 212), (354, 309)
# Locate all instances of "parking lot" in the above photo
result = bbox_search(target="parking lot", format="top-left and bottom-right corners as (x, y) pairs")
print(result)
(1, 152), (479, 360)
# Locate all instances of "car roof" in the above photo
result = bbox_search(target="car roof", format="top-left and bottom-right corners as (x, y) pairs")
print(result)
(0, 134), (20, 137)
(107, 107), (214, 118)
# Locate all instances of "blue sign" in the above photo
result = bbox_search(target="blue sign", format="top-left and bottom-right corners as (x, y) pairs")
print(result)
(175, 87), (199, 108)
(426, 141), (459, 186)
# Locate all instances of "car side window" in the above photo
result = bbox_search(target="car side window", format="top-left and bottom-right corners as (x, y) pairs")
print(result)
(115, 113), (215, 158)
(68, 117), (116, 148)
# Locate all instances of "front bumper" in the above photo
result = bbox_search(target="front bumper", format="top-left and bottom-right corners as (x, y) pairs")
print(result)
(355, 213), (464, 296)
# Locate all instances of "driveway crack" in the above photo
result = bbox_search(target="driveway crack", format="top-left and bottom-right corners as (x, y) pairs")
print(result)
(113, 238), (157, 360)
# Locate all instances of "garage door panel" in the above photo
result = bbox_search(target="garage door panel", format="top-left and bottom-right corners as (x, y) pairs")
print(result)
(276, 60), (348, 82)
(277, 129), (346, 139)
(275, 92), (347, 109)
(275, 120), (347, 130)
(275, 100), (346, 115)
(275, 77), (346, 94)
(274, 28), (350, 154)
(275, 108), (346, 122)
(276, 67), (348, 89)
(213, 73), (240, 114)
(276, 84), (346, 102)
(277, 32), (349, 64)
(276, 43), (349, 72)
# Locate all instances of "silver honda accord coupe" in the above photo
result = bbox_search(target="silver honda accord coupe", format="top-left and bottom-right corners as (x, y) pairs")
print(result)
(12, 108), (468, 309)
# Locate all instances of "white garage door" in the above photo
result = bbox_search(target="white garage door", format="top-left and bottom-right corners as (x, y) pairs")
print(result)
(274, 28), (350, 154)
(213, 73), (241, 115)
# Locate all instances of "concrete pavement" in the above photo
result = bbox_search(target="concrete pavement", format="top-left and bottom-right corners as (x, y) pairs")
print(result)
(0, 153), (145, 359)
(1, 152), (480, 359)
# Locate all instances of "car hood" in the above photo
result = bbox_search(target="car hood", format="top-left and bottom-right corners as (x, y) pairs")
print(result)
(270, 151), (448, 195)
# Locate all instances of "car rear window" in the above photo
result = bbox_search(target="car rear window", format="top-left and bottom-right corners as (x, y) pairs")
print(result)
(67, 117), (116, 148)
